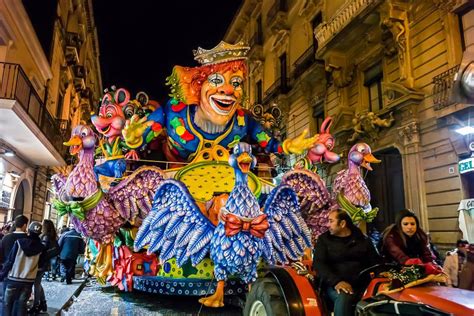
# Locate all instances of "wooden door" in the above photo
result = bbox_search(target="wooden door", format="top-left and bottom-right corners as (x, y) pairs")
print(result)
(365, 147), (406, 232)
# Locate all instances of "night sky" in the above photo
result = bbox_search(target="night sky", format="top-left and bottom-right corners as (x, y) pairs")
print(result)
(93, 1), (243, 104)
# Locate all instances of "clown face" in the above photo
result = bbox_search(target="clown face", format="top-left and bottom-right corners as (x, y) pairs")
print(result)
(198, 69), (244, 126)
(91, 103), (126, 141)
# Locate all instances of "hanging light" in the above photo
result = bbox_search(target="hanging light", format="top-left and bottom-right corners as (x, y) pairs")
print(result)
(3, 150), (15, 157)
(455, 126), (474, 135)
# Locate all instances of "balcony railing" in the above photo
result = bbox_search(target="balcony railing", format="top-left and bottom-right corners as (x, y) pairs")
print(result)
(432, 64), (460, 111)
(0, 62), (67, 158)
(315, 0), (382, 51)
(72, 65), (86, 91)
(263, 78), (290, 104)
(263, 80), (281, 104)
(65, 32), (82, 48)
(65, 32), (81, 65)
(291, 45), (316, 80)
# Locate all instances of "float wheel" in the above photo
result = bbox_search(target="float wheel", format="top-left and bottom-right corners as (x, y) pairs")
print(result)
(243, 277), (289, 316)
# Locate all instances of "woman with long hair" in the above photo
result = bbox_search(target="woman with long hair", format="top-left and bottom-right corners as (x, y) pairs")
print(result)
(381, 209), (434, 265)
(30, 219), (59, 313)
(459, 244), (474, 290)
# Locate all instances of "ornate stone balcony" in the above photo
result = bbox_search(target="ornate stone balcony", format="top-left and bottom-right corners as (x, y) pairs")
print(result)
(314, 0), (382, 53)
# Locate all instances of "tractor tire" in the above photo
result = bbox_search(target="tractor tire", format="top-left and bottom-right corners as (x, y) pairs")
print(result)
(243, 277), (289, 316)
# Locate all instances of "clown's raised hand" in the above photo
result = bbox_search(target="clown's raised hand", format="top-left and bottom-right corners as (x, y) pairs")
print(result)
(123, 114), (153, 149)
(282, 129), (319, 155)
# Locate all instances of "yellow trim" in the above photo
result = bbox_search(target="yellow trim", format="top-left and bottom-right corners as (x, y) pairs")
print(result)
(185, 106), (236, 160)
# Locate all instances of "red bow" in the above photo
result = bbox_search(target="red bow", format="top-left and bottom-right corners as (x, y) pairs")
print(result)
(221, 213), (269, 239)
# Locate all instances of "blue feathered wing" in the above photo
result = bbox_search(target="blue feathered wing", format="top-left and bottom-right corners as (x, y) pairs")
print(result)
(134, 179), (215, 266)
(262, 185), (312, 265)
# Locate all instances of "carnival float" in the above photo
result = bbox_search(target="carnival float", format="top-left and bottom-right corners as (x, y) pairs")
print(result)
(51, 41), (384, 308)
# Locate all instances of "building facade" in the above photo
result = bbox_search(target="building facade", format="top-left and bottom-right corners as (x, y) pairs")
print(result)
(225, 0), (474, 250)
(0, 0), (102, 226)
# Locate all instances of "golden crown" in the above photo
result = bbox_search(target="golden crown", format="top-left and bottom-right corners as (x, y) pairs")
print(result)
(193, 41), (250, 66)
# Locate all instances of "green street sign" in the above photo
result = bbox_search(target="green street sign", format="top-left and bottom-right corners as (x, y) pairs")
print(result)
(459, 157), (474, 174)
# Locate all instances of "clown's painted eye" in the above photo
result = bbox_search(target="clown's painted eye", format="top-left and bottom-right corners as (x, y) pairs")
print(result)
(230, 76), (243, 89)
(208, 73), (224, 87)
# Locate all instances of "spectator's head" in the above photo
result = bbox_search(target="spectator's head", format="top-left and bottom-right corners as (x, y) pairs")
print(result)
(327, 209), (355, 236)
(457, 239), (469, 254)
(466, 244), (474, 263)
(14, 215), (29, 232)
(42, 219), (57, 240)
(28, 221), (42, 236)
(395, 209), (420, 238)
(59, 225), (69, 235)
(456, 239), (469, 248)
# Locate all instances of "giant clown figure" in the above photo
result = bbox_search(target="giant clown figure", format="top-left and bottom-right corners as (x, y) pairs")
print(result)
(122, 41), (318, 161)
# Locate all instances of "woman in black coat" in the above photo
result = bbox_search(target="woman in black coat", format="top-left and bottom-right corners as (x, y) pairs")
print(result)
(30, 219), (59, 313)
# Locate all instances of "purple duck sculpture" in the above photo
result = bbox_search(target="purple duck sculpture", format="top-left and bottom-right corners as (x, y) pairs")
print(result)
(332, 142), (380, 212)
(52, 125), (165, 243)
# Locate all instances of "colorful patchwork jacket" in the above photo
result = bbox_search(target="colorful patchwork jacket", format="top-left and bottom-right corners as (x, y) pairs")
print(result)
(150, 99), (283, 161)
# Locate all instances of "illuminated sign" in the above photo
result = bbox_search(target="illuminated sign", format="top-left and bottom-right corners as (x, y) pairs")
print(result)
(459, 157), (474, 174)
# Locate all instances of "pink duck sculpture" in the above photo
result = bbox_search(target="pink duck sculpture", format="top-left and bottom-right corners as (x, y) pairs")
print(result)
(281, 117), (340, 242)
(332, 143), (380, 221)
(52, 125), (165, 243)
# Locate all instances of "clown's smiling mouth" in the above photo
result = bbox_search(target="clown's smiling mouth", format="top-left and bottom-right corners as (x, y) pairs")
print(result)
(209, 96), (236, 115)
(100, 125), (111, 134)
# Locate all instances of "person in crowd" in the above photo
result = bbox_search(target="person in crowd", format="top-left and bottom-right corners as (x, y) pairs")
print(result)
(0, 215), (29, 308)
(59, 225), (69, 236)
(58, 225), (85, 284)
(0, 215), (29, 266)
(381, 209), (434, 265)
(427, 233), (443, 266)
(459, 244), (474, 291)
(443, 239), (469, 287)
(313, 209), (380, 316)
(29, 219), (59, 313)
(0, 222), (13, 240)
(0, 221), (46, 316)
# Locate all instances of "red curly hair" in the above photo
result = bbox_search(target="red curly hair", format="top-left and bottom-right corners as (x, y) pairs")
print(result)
(168, 60), (248, 105)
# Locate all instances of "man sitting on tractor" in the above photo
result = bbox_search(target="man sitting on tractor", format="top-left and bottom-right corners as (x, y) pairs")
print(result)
(313, 209), (380, 316)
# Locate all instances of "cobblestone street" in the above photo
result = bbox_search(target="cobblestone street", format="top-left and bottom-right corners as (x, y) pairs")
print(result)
(62, 280), (242, 316)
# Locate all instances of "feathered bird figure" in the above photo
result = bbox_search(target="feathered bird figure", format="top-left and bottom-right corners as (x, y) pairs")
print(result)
(52, 125), (164, 243)
(332, 142), (380, 212)
(282, 170), (332, 242)
(281, 117), (340, 242)
(134, 142), (311, 307)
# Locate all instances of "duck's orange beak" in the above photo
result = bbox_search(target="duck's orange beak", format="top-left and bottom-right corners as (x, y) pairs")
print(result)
(237, 152), (253, 174)
(361, 153), (381, 171)
(64, 135), (82, 155)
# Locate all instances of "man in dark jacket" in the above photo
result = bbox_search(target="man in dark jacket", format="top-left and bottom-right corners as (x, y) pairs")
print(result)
(0, 215), (28, 309)
(0, 215), (29, 266)
(0, 221), (46, 316)
(314, 209), (380, 316)
(58, 226), (85, 284)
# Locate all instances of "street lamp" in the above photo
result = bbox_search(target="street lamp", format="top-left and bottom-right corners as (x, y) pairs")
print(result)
(455, 126), (474, 135)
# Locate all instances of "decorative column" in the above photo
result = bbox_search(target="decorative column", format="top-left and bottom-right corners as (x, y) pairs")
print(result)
(398, 121), (429, 230)
(380, 1), (414, 88)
